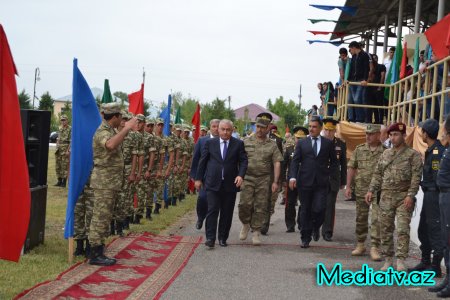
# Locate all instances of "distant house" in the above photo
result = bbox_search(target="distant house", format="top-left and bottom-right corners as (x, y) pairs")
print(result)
(233, 103), (280, 122)
(53, 87), (104, 117)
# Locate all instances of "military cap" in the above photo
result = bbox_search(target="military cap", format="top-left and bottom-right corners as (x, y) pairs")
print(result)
(121, 110), (130, 120)
(387, 122), (406, 134)
(128, 112), (135, 118)
(255, 112), (273, 128)
(200, 126), (208, 131)
(174, 124), (182, 131)
(102, 102), (121, 114)
(170, 122), (174, 127)
(323, 118), (339, 130)
(183, 124), (191, 132)
(156, 117), (164, 124)
(365, 124), (381, 133)
(60, 114), (68, 120)
(293, 125), (309, 138)
(136, 114), (146, 122)
(146, 118), (155, 125)
(419, 119), (439, 137)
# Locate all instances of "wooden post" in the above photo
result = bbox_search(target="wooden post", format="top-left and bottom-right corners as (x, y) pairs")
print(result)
(68, 237), (74, 263)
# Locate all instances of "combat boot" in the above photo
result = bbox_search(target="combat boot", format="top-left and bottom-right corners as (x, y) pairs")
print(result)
(134, 215), (142, 225)
(172, 197), (177, 206)
(396, 258), (407, 272)
(430, 267), (449, 293)
(84, 240), (91, 258)
(370, 247), (382, 261)
(123, 217), (130, 230)
(61, 178), (67, 188)
(100, 244), (116, 263)
(116, 221), (124, 237)
(164, 201), (169, 209)
(88, 245), (116, 266)
(154, 203), (161, 214)
(351, 243), (366, 256)
(74, 239), (85, 256)
(239, 224), (250, 240)
(381, 257), (393, 271)
(54, 178), (62, 187)
(425, 255), (443, 278)
(146, 207), (152, 220)
(252, 230), (261, 246)
(110, 220), (116, 236)
(408, 254), (431, 272)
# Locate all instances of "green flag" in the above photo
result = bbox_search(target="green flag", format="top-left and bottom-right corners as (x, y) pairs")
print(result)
(344, 59), (351, 81)
(174, 107), (182, 124)
(101, 79), (113, 104)
(384, 38), (403, 99)
(324, 83), (331, 105)
(413, 37), (420, 73)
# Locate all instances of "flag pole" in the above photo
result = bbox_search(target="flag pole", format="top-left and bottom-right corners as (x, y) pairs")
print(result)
(68, 238), (74, 263)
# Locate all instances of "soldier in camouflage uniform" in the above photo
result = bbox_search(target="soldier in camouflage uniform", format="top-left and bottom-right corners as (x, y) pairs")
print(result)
(73, 174), (93, 257)
(346, 124), (385, 261)
(155, 119), (175, 210)
(88, 103), (137, 266)
(171, 124), (186, 206)
(143, 118), (155, 219)
(366, 122), (422, 271)
(55, 114), (71, 187)
(148, 118), (165, 214)
(239, 113), (283, 245)
(182, 125), (194, 197)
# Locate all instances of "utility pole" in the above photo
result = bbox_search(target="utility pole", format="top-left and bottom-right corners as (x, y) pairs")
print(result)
(228, 96), (231, 110)
(298, 84), (302, 112)
(33, 67), (40, 108)
(142, 67), (145, 85)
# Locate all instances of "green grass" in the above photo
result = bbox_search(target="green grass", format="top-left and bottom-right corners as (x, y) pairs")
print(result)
(0, 149), (196, 299)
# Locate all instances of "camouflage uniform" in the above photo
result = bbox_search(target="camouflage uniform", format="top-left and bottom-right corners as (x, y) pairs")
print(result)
(150, 134), (163, 206)
(182, 130), (194, 196)
(160, 135), (175, 206)
(348, 142), (385, 247)
(55, 125), (71, 180)
(74, 175), (94, 240)
(239, 135), (283, 231)
(88, 120), (124, 247)
(368, 145), (422, 259)
(135, 130), (153, 216)
(172, 128), (185, 203)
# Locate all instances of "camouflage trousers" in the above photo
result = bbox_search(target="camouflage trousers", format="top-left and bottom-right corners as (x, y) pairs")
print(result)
(55, 145), (69, 178)
(73, 186), (94, 240)
(148, 171), (162, 205)
(379, 191), (414, 259)
(355, 195), (380, 247)
(88, 188), (119, 247)
(115, 165), (134, 222)
(239, 175), (271, 231)
(135, 172), (152, 215)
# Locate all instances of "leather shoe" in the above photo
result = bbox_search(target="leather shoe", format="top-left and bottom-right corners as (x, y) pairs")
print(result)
(300, 241), (310, 248)
(323, 234), (332, 242)
(205, 239), (215, 248)
(312, 229), (320, 241)
(219, 240), (228, 247)
(195, 220), (203, 230)
(286, 228), (295, 233)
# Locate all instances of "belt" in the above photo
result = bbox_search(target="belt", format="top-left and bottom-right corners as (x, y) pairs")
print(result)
(440, 187), (450, 193)
(422, 187), (438, 192)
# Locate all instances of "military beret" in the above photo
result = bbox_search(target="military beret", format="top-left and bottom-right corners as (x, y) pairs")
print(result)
(269, 124), (278, 131)
(156, 117), (164, 124)
(419, 119), (439, 137)
(293, 125), (309, 138)
(323, 118), (339, 130)
(365, 124), (381, 133)
(387, 122), (406, 134)
(136, 114), (146, 122)
(102, 102), (121, 114)
(60, 114), (68, 120)
(256, 112), (273, 128)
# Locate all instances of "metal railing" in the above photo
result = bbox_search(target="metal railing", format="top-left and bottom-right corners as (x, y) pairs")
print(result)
(333, 55), (450, 125)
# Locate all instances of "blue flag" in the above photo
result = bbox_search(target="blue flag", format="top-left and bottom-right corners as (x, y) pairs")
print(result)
(160, 94), (172, 137)
(64, 59), (102, 239)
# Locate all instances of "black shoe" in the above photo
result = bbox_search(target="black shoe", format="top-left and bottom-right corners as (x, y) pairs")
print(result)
(219, 240), (228, 247)
(110, 220), (116, 236)
(408, 259), (431, 273)
(54, 178), (62, 187)
(84, 240), (91, 258)
(300, 241), (310, 248)
(312, 229), (320, 241)
(205, 239), (215, 248)
(425, 255), (443, 278)
(61, 178), (67, 187)
(123, 217), (130, 230)
(261, 231), (268, 236)
(164, 202), (169, 209)
(154, 203), (161, 214)
(89, 246), (116, 266)
(74, 239), (85, 256)
(195, 220), (203, 230)
(286, 228), (295, 233)
(146, 207), (152, 220)
(116, 221), (124, 237)
(172, 197), (177, 206)
(134, 215), (142, 225)
(437, 286), (450, 298)
(323, 234), (332, 242)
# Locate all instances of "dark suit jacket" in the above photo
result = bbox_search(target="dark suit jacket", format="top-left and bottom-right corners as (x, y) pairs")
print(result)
(195, 137), (248, 193)
(289, 136), (338, 188)
(329, 137), (347, 192)
(190, 135), (213, 179)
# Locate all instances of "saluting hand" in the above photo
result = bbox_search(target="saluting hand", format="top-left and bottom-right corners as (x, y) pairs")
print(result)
(124, 117), (138, 131)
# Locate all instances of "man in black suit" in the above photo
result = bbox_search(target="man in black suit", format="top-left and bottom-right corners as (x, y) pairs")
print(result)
(195, 119), (248, 248)
(190, 119), (220, 230)
(289, 116), (338, 248)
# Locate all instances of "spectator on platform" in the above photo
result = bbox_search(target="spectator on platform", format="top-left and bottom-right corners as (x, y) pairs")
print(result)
(383, 47), (395, 78)
(348, 41), (370, 123)
(338, 48), (349, 84)
(322, 82), (336, 117)
(366, 54), (386, 124)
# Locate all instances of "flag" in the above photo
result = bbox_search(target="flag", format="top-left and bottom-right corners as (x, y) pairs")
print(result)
(307, 19), (351, 27)
(128, 83), (144, 115)
(160, 94), (172, 137)
(174, 107), (182, 124)
(64, 59), (102, 239)
(309, 4), (357, 16)
(0, 25), (31, 262)
(413, 37), (420, 73)
(399, 42), (408, 79)
(390, 38), (403, 84)
(308, 31), (346, 38)
(191, 102), (200, 143)
(424, 13), (450, 60)
(101, 79), (113, 103)
(307, 40), (343, 47)
(344, 58), (351, 81)
(285, 124), (290, 134)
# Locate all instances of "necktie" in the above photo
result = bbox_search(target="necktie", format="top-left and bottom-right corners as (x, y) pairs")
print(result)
(312, 137), (318, 157)
(223, 140), (228, 159)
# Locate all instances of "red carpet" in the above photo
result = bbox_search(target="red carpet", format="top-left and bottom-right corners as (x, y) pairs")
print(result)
(16, 233), (202, 300)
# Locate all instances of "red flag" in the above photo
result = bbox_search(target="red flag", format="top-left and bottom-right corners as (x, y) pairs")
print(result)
(191, 102), (201, 143)
(425, 13), (450, 60)
(128, 83), (144, 115)
(0, 25), (31, 262)
(285, 124), (290, 134)
(399, 42), (408, 79)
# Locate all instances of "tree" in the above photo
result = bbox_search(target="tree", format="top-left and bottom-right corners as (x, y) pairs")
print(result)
(113, 91), (128, 106)
(38, 91), (54, 111)
(265, 95), (307, 133)
(201, 97), (235, 122)
(18, 89), (32, 109)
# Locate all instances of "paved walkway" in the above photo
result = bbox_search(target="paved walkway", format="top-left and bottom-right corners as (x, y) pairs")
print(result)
(162, 192), (436, 300)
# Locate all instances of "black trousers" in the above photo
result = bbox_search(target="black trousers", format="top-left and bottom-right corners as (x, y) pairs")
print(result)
(196, 186), (208, 223)
(285, 187), (300, 231)
(419, 190), (444, 258)
(439, 192), (450, 268)
(205, 186), (237, 242)
(365, 87), (384, 124)
(322, 189), (338, 237)
(298, 185), (328, 243)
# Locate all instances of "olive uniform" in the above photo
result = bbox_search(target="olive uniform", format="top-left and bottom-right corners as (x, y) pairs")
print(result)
(55, 118), (71, 187)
